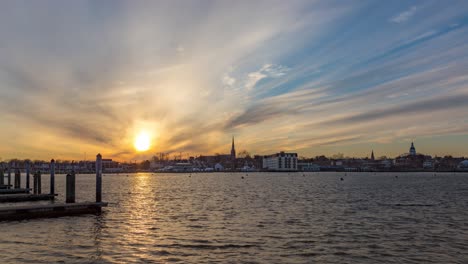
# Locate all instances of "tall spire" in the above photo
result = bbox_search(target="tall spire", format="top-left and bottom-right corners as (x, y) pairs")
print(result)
(231, 136), (236, 159)
(371, 150), (375, 161)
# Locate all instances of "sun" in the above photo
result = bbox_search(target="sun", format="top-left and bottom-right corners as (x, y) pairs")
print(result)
(134, 131), (151, 152)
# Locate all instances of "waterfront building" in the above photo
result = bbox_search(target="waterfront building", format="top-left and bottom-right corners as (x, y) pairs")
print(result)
(458, 160), (468, 171)
(102, 159), (122, 173)
(262, 152), (298, 171)
(198, 137), (237, 169)
(297, 162), (320, 171)
(214, 163), (224, 171)
(423, 159), (434, 170)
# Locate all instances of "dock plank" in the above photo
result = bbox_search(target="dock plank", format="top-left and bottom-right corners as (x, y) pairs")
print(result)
(0, 188), (31, 195)
(0, 202), (108, 221)
(0, 194), (56, 203)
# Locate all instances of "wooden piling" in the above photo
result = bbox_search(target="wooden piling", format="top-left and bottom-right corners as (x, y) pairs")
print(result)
(66, 171), (76, 203)
(7, 166), (11, 188)
(96, 153), (102, 203)
(26, 162), (30, 189)
(0, 167), (4, 186)
(33, 171), (38, 194)
(37, 171), (42, 194)
(50, 159), (55, 195)
(14, 169), (20, 189)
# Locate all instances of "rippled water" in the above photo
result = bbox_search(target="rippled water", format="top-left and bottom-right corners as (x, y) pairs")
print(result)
(1, 172), (468, 263)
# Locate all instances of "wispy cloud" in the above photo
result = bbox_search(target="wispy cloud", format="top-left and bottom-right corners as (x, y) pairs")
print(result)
(245, 64), (289, 90)
(390, 6), (418, 23)
(1, 1), (468, 159)
(222, 74), (236, 87)
(321, 93), (468, 126)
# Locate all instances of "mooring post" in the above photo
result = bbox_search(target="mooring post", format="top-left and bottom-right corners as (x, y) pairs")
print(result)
(0, 166), (4, 186)
(50, 159), (55, 195)
(33, 172), (38, 194)
(26, 161), (30, 189)
(37, 171), (42, 194)
(14, 169), (20, 189)
(7, 165), (11, 189)
(66, 170), (76, 203)
(96, 153), (102, 203)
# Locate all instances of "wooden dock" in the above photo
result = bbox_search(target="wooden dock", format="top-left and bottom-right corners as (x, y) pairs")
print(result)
(0, 154), (107, 221)
(0, 202), (108, 221)
(0, 193), (56, 203)
(0, 188), (31, 195)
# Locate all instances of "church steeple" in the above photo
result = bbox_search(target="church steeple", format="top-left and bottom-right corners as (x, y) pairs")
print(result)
(371, 150), (375, 161)
(231, 136), (236, 159)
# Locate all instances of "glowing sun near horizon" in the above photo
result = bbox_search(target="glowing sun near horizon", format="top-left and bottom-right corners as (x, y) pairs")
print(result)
(134, 131), (151, 152)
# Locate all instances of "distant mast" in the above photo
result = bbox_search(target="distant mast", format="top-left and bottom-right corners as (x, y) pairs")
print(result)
(409, 142), (416, 156)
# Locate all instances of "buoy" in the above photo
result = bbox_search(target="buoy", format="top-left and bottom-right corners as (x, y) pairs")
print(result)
(340, 177), (344, 181)
(241, 176), (244, 179)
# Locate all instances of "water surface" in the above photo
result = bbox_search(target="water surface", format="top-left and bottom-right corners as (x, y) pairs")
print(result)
(1, 172), (467, 263)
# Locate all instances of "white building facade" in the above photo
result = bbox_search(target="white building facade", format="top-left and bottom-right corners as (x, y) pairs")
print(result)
(263, 152), (298, 171)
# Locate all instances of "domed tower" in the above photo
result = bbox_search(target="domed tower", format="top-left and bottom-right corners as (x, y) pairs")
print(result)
(409, 142), (416, 156)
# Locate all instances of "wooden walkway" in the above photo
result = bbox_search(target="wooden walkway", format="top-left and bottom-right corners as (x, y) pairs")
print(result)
(0, 202), (108, 221)
(0, 188), (31, 195)
(0, 194), (56, 203)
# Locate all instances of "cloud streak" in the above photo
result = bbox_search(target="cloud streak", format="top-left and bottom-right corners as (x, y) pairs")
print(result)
(390, 6), (418, 23)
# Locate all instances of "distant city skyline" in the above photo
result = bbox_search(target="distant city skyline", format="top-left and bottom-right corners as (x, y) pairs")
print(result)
(1, 1), (468, 160)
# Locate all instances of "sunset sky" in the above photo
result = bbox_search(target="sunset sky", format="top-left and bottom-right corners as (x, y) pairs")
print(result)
(1, 0), (468, 161)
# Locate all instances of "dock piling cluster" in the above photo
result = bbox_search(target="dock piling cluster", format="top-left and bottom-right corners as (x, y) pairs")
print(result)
(0, 153), (107, 220)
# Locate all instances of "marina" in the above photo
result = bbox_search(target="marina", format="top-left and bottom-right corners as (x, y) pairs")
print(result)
(0, 154), (107, 221)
